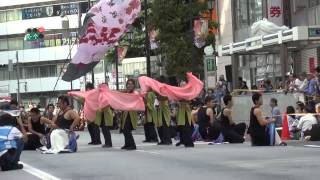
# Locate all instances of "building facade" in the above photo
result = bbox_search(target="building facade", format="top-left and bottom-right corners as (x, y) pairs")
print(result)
(216, 0), (320, 89)
(0, 0), (97, 107)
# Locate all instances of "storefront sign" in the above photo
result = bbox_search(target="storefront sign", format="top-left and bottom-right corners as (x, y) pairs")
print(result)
(309, 57), (316, 73)
(267, 0), (283, 26)
(22, 2), (88, 20)
(308, 28), (320, 38)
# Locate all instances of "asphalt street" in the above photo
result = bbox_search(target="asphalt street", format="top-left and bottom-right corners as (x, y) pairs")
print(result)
(1, 129), (320, 180)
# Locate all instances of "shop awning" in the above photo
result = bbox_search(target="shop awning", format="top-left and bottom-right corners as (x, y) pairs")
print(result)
(218, 26), (320, 56)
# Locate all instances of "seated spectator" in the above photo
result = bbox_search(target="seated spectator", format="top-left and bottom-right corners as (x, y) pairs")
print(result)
(220, 95), (246, 143)
(286, 106), (299, 140)
(0, 112), (24, 171)
(42, 96), (80, 154)
(24, 108), (53, 150)
(206, 88), (215, 101)
(7, 100), (27, 135)
(44, 104), (55, 121)
(264, 79), (273, 92)
(295, 101), (305, 120)
(251, 85), (258, 90)
(197, 96), (220, 141)
(305, 103), (320, 141)
(296, 104), (318, 139)
(316, 103), (320, 123)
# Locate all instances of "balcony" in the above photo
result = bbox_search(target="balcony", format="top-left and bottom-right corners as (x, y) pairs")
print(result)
(0, 45), (77, 64)
(0, 76), (81, 94)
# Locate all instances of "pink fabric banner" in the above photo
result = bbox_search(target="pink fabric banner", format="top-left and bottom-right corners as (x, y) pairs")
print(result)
(138, 72), (204, 101)
(68, 84), (145, 121)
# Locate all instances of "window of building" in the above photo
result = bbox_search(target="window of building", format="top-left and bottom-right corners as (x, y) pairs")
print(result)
(39, 65), (56, 77)
(55, 33), (63, 46)
(0, 39), (8, 51)
(48, 65), (57, 77)
(8, 38), (23, 51)
(40, 66), (48, 77)
(24, 66), (39, 79)
(309, 0), (320, 7)
(0, 11), (6, 23)
(0, 67), (8, 81)
(249, 0), (263, 23)
(235, 0), (249, 29)
(6, 9), (22, 21)
(234, 0), (263, 30)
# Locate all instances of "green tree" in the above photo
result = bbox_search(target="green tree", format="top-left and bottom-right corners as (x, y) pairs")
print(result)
(149, 0), (211, 79)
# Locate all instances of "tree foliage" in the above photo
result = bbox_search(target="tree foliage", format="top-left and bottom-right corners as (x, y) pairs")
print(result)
(149, 0), (209, 79)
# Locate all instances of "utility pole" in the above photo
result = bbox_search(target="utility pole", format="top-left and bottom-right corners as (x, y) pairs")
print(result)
(16, 51), (21, 105)
(144, 0), (151, 77)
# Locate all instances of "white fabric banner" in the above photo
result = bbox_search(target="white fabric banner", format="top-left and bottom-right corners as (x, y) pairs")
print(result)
(267, 0), (283, 26)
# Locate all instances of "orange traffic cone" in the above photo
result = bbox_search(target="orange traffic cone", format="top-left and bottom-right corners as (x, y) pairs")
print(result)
(281, 113), (291, 141)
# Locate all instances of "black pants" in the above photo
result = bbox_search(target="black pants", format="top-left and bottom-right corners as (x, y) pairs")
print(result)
(157, 115), (172, 144)
(178, 120), (194, 147)
(250, 129), (269, 146)
(24, 134), (42, 150)
(199, 125), (221, 141)
(100, 119), (112, 146)
(122, 117), (136, 148)
(0, 139), (23, 169)
(222, 123), (246, 143)
(88, 122), (101, 144)
(144, 122), (158, 142)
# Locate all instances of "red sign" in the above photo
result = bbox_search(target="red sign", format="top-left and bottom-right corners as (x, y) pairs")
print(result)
(267, 0), (283, 26)
(270, 6), (281, 17)
(309, 57), (315, 73)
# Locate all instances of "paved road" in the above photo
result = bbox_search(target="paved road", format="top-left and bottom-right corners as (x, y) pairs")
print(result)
(1, 129), (320, 180)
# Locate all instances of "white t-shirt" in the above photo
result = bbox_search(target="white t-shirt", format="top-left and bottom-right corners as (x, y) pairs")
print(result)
(297, 114), (318, 132)
(295, 79), (303, 88)
(299, 79), (308, 91)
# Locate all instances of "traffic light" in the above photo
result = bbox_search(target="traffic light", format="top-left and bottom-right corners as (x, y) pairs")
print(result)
(24, 27), (45, 41)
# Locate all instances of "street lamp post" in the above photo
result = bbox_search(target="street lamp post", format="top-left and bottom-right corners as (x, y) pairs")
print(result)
(61, 13), (73, 91)
(115, 43), (119, 90)
(87, 0), (95, 85)
(144, 0), (151, 77)
(16, 51), (21, 105)
(114, 31), (133, 90)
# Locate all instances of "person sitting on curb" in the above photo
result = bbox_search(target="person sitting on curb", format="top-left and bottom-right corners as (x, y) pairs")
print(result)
(0, 112), (25, 171)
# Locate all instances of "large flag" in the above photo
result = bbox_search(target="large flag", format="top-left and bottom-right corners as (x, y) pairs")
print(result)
(62, 0), (141, 82)
(149, 29), (158, 50)
(117, 46), (128, 64)
(193, 19), (208, 48)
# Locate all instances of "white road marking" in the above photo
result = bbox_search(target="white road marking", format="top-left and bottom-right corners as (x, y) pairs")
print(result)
(136, 150), (161, 155)
(20, 162), (61, 180)
(80, 142), (212, 149)
(304, 145), (320, 148)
